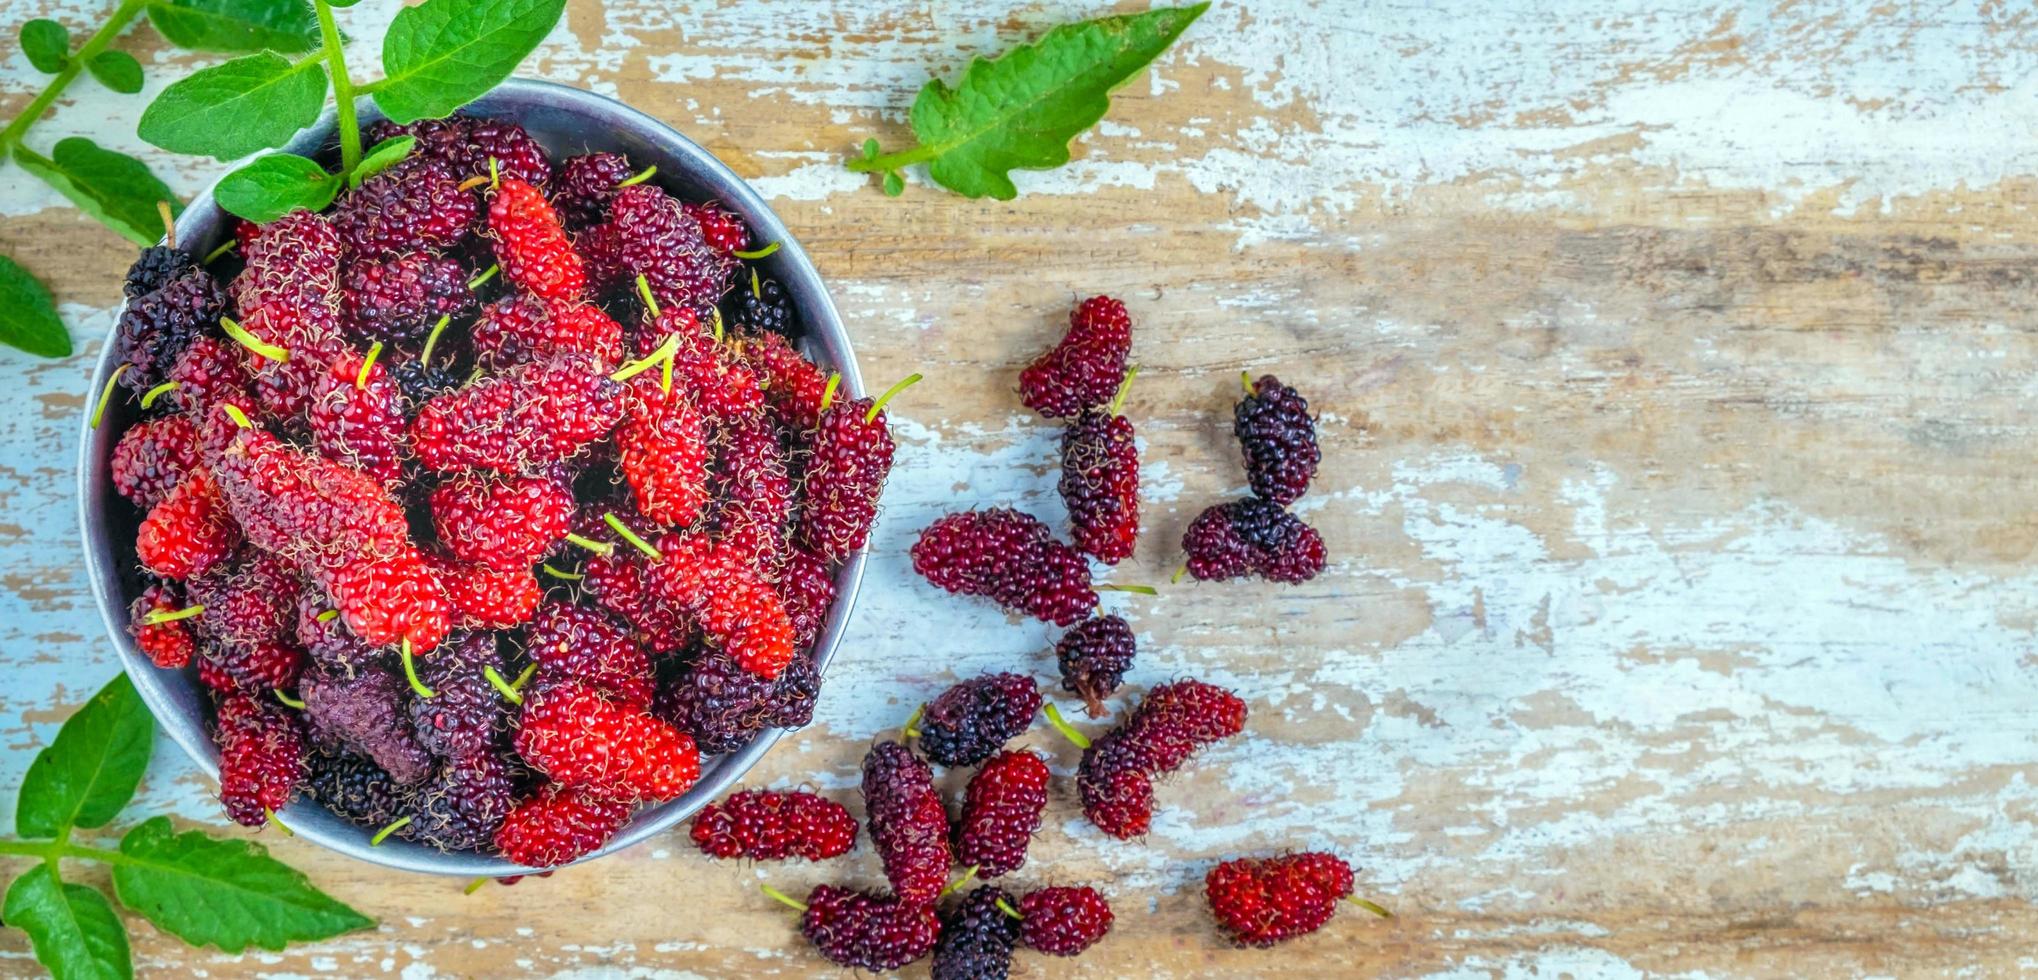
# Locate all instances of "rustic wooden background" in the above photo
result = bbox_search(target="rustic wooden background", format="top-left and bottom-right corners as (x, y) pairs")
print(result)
(6, 1), (2038, 976)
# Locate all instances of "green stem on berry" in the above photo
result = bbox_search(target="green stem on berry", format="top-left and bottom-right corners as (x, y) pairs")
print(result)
(901, 704), (924, 738)
(617, 165), (657, 188)
(709, 307), (725, 343)
(220, 316), (289, 362)
(864, 373), (922, 424)
(562, 532), (615, 557)
(633, 274), (661, 319)
(140, 603), (203, 625)
(0, 0), (147, 159)
(939, 865), (979, 898)
(263, 808), (293, 836)
(221, 403), (252, 429)
(355, 341), (382, 390)
(1108, 366), (1140, 417)
(732, 241), (780, 261)
(1346, 896), (1393, 919)
(312, 0), (360, 175)
(157, 201), (178, 250)
(1099, 584), (1158, 596)
(483, 664), (528, 704)
(602, 512), (663, 560)
(540, 563), (583, 581)
(759, 883), (808, 912)
(1170, 563), (1188, 585)
(817, 373), (841, 413)
(369, 815), (410, 846)
(467, 263), (499, 290)
(272, 689), (305, 709)
(420, 314), (453, 368)
(203, 238), (237, 263)
(610, 332), (682, 385)
(488, 156), (500, 190)
(89, 365), (129, 428)
(1042, 702), (1091, 749)
(456, 175), (489, 192)
(994, 897), (1024, 920)
(400, 639), (435, 699)
(316, 608), (339, 623)
(463, 876), (490, 895)
(139, 381), (180, 409)
(749, 267), (761, 299)
(1240, 371), (1257, 397)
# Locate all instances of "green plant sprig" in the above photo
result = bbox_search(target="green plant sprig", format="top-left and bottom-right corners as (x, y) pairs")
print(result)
(848, 3), (1208, 199)
(1, 674), (371, 978)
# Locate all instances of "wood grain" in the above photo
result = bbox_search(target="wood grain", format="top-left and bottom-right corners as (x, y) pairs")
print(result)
(4, 1), (2037, 976)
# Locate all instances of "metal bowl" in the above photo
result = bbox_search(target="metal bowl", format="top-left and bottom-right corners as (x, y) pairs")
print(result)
(76, 79), (864, 876)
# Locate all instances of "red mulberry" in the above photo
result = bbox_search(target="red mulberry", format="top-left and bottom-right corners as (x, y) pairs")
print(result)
(911, 509), (1096, 626)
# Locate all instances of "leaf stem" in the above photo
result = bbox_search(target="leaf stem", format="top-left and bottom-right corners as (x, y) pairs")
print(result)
(844, 143), (936, 174)
(313, 0), (361, 175)
(0, 0), (148, 157)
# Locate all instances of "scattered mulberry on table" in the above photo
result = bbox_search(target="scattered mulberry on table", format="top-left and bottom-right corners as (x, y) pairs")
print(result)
(1019, 295), (1132, 419)
(1204, 852), (1359, 947)
(953, 749), (1050, 877)
(859, 740), (951, 905)
(911, 508), (1097, 626)
(1056, 615), (1137, 717)
(932, 885), (1020, 980)
(1015, 885), (1114, 956)
(916, 672), (1041, 768)
(1060, 406), (1140, 564)
(796, 884), (941, 972)
(1234, 374), (1320, 505)
(1077, 679), (1247, 838)
(1181, 498), (1326, 584)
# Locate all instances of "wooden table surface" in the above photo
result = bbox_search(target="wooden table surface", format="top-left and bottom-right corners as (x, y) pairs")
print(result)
(6, 1), (2038, 976)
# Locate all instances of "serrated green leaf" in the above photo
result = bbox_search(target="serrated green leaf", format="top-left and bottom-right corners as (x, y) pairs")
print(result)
(372, 0), (566, 124)
(348, 135), (414, 188)
(16, 673), (153, 838)
(898, 3), (1207, 200)
(13, 140), (181, 247)
(137, 51), (327, 160)
(4, 867), (133, 980)
(0, 255), (70, 358)
(111, 817), (373, 953)
(215, 152), (338, 222)
(20, 19), (70, 73)
(87, 50), (144, 94)
(145, 0), (319, 54)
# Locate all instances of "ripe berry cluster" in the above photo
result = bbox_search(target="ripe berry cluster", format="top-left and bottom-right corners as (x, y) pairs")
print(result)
(1181, 374), (1328, 583)
(106, 112), (888, 865)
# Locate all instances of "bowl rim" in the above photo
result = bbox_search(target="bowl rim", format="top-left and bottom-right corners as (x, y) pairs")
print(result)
(75, 77), (867, 876)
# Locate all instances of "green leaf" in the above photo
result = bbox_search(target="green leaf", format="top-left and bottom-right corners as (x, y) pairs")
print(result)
(348, 135), (414, 188)
(13, 139), (181, 247)
(215, 152), (339, 222)
(16, 673), (153, 838)
(373, 0), (567, 124)
(87, 51), (144, 94)
(146, 0), (320, 54)
(882, 171), (903, 196)
(0, 255), (70, 358)
(137, 51), (327, 160)
(4, 867), (133, 980)
(892, 3), (1207, 200)
(20, 19), (70, 73)
(111, 817), (373, 953)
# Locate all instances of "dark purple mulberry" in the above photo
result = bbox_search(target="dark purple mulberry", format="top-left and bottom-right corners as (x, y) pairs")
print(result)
(407, 750), (518, 851)
(1057, 615), (1137, 717)
(124, 244), (197, 298)
(916, 672), (1041, 768)
(1181, 498), (1327, 584)
(582, 183), (736, 314)
(300, 665), (434, 785)
(339, 251), (475, 344)
(553, 152), (634, 229)
(118, 266), (228, 389)
(304, 749), (406, 829)
(329, 154), (477, 258)
(933, 885), (1020, 980)
(408, 631), (512, 758)
(655, 646), (820, 754)
(1234, 374), (1320, 505)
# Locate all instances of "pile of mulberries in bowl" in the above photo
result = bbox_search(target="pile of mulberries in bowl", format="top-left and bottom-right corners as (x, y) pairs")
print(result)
(106, 111), (900, 868)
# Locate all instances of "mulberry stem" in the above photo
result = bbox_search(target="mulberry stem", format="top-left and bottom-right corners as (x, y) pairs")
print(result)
(1346, 896), (1393, 919)
(617, 165), (657, 187)
(219, 316), (288, 362)
(272, 689), (305, 709)
(1099, 584), (1157, 595)
(940, 865), (979, 898)
(369, 815), (410, 846)
(90, 365), (129, 428)
(140, 603), (203, 625)
(203, 238), (237, 263)
(994, 897), (1023, 920)
(901, 704), (924, 739)
(562, 532), (614, 557)
(263, 808), (293, 836)
(1043, 702), (1091, 749)
(633, 274), (661, 318)
(400, 639), (435, 699)
(602, 512), (663, 560)
(864, 373), (922, 424)
(419, 314), (452, 367)
(355, 341), (382, 389)
(733, 241), (779, 260)
(139, 381), (180, 409)
(760, 883), (808, 912)
(1108, 366), (1140, 416)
